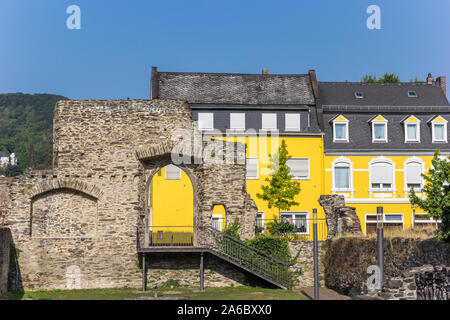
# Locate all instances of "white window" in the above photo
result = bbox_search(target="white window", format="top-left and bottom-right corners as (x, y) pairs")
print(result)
(165, 164), (181, 180)
(285, 113), (301, 131)
(365, 213), (404, 235)
(286, 158), (309, 180)
(246, 158), (259, 179)
(280, 212), (309, 234)
(430, 116), (448, 143)
(332, 157), (353, 192)
(262, 113), (277, 130)
(230, 113), (245, 130)
(371, 116), (388, 142)
(332, 115), (349, 142)
(370, 159), (394, 191)
(405, 159), (424, 191)
(198, 113), (214, 131)
(255, 212), (265, 234)
(212, 215), (223, 231)
(406, 124), (418, 141)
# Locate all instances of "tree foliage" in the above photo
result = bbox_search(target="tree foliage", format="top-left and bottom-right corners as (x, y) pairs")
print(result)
(361, 73), (400, 83)
(256, 139), (301, 212)
(0, 93), (68, 171)
(410, 149), (450, 242)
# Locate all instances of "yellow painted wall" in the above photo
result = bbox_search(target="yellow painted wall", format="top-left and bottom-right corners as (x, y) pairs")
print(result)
(150, 165), (194, 232)
(324, 155), (435, 235)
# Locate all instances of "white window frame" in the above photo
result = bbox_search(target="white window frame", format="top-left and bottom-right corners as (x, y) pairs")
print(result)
(255, 212), (265, 234)
(369, 157), (395, 193)
(280, 212), (310, 235)
(230, 113), (246, 131)
(285, 113), (301, 132)
(165, 164), (181, 180)
(212, 214), (223, 231)
(286, 158), (310, 180)
(404, 118), (421, 143)
(261, 113), (277, 131)
(404, 157), (425, 193)
(332, 115), (349, 142)
(431, 118), (448, 143)
(332, 156), (353, 193)
(413, 213), (442, 228)
(371, 116), (388, 143)
(197, 112), (214, 131)
(364, 213), (404, 235)
(246, 158), (259, 180)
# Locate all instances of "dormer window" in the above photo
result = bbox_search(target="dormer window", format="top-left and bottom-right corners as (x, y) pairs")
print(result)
(355, 92), (364, 99)
(402, 116), (421, 143)
(370, 115), (388, 143)
(408, 91), (418, 98)
(430, 116), (448, 143)
(331, 115), (349, 142)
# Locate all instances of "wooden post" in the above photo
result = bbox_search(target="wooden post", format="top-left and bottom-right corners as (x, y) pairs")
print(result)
(200, 252), (204, 291)
(142, 253), (147, 292)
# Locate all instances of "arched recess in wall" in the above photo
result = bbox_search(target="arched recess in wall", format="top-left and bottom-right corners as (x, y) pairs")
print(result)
(30, 188), (98, 239)
(145, 164), (196, 246)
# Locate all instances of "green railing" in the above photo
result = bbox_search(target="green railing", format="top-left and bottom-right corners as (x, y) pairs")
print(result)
(149, 226), (194, 246)
(199, 226), (291, 289)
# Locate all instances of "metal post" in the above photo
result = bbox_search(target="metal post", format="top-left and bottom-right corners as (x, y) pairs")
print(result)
(200, 252), (204, 291)
(313, 208), (319, 301)
(377, 206), (384, 286)
(142, 253), (147, 292)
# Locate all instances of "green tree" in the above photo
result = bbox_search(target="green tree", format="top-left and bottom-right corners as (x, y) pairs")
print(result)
(410, 149), (450, 242)
(362, 72), (400, 83)
(256, 139), (301, 217)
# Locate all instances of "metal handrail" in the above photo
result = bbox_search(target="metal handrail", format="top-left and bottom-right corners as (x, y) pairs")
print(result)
(198, 226), (291, 288)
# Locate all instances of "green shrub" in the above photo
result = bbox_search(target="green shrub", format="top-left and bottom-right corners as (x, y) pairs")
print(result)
(266, 220), (298, 236)
(223, 218), (240, 240)
(163, 279), (181, 288)
(246, 235), (291, 264)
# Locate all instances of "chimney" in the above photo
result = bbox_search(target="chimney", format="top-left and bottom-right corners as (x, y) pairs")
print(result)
(436, 76), (446, 96)
(426, 73), (434, 85)
(262, 68), (269, 75)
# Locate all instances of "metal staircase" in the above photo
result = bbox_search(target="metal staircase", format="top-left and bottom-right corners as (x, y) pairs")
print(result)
(198, 226), (291, 289)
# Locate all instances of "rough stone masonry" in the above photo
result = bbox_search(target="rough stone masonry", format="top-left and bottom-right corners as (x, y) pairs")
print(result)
(0, 99), (258, 290)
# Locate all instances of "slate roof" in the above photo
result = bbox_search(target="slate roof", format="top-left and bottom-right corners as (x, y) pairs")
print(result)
(155, 72), (315, 105)
(319, 82), (449, 107)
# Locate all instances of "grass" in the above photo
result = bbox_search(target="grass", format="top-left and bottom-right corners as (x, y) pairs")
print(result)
(2, 286), (308, 300)
(338, 224), (439, 240)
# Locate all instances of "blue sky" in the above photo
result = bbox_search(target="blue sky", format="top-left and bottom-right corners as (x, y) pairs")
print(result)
(1, 0), (449, 99)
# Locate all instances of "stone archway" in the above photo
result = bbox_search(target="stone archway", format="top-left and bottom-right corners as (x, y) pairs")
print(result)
(143, 162), (198, 246)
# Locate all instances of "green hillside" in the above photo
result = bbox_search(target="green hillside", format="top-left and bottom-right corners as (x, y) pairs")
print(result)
(0, 93), (69, 171)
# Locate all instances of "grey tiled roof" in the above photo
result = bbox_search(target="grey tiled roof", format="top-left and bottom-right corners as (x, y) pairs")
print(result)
(319, 82), (449, 106)
(157, 72), (315, 105)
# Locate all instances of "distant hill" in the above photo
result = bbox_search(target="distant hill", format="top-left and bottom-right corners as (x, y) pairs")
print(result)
(0, 93), (69, 170)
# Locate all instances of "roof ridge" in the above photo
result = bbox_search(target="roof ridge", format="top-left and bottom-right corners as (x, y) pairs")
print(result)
(159, 71), (309, 77)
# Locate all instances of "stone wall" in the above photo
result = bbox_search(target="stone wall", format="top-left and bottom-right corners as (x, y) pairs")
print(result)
(324, 236), (450, 296)
(289, 241), (326, 288)
(0, 228), (11, 294)
(318, 195), (362, 240)
(1, 99), (258, 291)
(357, 265), (449, 300)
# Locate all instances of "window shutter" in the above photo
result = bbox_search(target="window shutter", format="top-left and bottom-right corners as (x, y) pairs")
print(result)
(287, 159), (309, 178)
(334, 167), (350, 188)
(371, 163), (393, 184)
(165, 164), (181, 180)
(285, 113), (300, 131)
(246, 158), (258, 178)
(262, 114), (277, 130)
(230, 113), (245, 130)
(198, 113), (213, 130)
(406, 163), (422, 184)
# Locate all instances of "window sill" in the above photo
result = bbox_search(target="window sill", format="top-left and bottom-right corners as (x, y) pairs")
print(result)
(246, 177), (259, 180)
